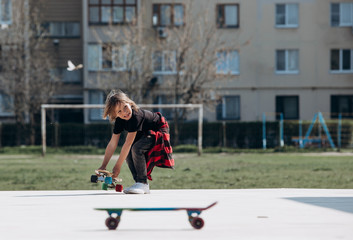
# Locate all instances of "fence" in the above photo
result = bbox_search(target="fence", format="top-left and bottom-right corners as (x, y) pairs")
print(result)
(1, 118), (352, 151)
(40, 104), (203, 156)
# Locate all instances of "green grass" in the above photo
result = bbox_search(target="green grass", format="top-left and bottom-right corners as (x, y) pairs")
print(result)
(0, 153), (352, 190)
(2, 145), (352, 155)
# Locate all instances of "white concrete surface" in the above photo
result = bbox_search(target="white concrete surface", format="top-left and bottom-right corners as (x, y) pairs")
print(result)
(0, 189), (353, 240)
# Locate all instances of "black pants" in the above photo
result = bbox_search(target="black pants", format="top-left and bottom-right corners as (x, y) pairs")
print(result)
(125, 135), (155, 183)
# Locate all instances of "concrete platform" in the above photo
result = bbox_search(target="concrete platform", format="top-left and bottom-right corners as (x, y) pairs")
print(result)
(0, 189), (353, 239)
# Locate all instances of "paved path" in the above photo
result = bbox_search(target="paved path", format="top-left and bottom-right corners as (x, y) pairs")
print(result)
(1, 189), (353, 239)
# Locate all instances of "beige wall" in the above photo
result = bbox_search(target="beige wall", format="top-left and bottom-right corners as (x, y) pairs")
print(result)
(210, 0), (353, 121)
(39, 0), (83, 103)
(41, 0), (83, 67)
(83, 0), (353, 122)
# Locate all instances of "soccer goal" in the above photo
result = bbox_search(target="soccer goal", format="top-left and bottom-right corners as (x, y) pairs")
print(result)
(41, 103), (203, 156)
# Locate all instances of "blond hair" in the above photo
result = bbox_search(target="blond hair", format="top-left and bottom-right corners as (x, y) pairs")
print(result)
(103, 90), (139, 122)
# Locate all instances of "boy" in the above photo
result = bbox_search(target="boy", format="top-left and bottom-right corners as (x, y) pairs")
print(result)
(98, 90), (174, 194)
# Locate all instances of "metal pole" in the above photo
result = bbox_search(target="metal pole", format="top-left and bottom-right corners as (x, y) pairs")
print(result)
(198, 105), (203, 156)
(338, 113), (342, 151)
(318, 118), (322, 148)
(262, 113), (266, 150)
(318, 112), (335, 149)
(41, 106), (46, 156)
(222, 121), (227, 147)
(280, 113), (284, 147)
(299, 120), (303, 148)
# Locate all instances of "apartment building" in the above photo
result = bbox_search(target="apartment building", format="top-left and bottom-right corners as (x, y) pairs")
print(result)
(38, 0), (84, 122)
(0, 0), (13, 122)
(82, 0), (353, 123)
(1, 0), (352, 124)
(0, 0), (83, 123)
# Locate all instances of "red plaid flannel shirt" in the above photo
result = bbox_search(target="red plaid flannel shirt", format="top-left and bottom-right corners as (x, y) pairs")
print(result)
(146, 114), (174, 180)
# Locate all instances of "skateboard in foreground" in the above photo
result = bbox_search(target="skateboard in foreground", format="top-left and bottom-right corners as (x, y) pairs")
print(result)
(90, 169), (123, 192)
(95, 201), (217, 230)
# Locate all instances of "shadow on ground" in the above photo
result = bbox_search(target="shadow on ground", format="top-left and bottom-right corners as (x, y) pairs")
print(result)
(285, 197), (353, 214)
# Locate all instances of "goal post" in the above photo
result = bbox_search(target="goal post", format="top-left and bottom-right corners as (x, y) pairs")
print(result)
(41, 103), (203, 156)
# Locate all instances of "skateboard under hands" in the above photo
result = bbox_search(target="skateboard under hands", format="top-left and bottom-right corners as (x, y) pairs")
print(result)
(95, 201), (217, 230)
(90, 169), (123, 192)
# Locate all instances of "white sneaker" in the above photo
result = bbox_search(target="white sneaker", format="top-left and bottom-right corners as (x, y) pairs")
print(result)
(122, 183), (136, 193)
(124, 182), (150, 194)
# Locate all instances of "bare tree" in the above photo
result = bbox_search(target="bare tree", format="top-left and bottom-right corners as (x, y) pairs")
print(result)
(89, 12), (156, 104)
(0, 0), (60, 145)
(89, 0), (249, 144)
(153, 1), (249, 144)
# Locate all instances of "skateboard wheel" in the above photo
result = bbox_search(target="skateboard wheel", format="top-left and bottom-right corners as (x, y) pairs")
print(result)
(115, 184), (123, 192)
(91, 175), (98, 183)
(105, 217), (119, 230)
(105, 177), (113, 184)
(191, 217), (204, 230)
(102, 183), (108, 190)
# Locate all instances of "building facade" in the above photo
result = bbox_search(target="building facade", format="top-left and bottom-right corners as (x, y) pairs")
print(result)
(1, 0), (352, 124)
(39, 0), (84, 122)
(0, 0), (83, 123)
(82, 0), (353, 123)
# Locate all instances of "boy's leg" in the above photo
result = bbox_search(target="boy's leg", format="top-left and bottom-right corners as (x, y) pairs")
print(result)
(125, 151), (138, 182)
(130, 135), (154, 183)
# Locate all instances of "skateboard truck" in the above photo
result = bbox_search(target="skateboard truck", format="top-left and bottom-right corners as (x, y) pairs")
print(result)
(95, 201), (217, 230)
(91, 170), (123, 192)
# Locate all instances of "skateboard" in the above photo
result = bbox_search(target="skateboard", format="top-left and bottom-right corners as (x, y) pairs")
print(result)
(90, 169), (123, 192)
(95, 201), (217, 230)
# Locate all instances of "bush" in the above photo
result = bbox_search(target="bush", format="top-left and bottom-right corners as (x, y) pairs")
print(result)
(173, 144), (198, 153)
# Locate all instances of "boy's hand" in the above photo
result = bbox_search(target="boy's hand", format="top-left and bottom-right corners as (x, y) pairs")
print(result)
(112, 166), (120, 179)
(95, 166), (106, 176)
(112, 173), (119, 179)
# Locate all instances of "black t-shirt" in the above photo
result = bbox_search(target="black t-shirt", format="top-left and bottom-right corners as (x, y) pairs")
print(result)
(113, 109), (161, 142)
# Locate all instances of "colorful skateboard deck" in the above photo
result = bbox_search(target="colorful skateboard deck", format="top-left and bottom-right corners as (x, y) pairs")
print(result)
(95, 201), (217, 230)
(90, 169), (123, 192)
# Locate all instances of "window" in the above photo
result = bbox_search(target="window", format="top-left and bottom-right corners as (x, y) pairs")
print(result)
(276, 96), (299, 120)
(87, 44), (129, 71)
(89, 91), (105, 121)
(275, 4), (298, 28)
(0, 91), (13, 116)
(217, 4), (239, 28)
(153, 95), (174, 119)
(102, 45), (112, 69)
(276, 49), (299, 74)
(152, 4), (184, 27)
(0, 0), (11, 26)
(152, 50), (177, 74)
(50, 68), (82, 83)
(89, 0), (137, 25)
(331, 49), (353, 72)
(216, 50), (239, 75)
(331, 95), (353, 119)
(217, 96), (240, 120)
(331, 3), (353, 27)
(113, 45), (129, 70)
(39, 22), (80, 38)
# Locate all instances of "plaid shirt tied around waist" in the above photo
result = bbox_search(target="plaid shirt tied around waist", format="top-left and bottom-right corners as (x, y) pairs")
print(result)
(146, 113), (174, 180)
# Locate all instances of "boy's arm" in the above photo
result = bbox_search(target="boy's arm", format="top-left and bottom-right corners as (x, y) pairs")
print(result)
(99, 133), (120, 170)
(112, 132), (137, 178)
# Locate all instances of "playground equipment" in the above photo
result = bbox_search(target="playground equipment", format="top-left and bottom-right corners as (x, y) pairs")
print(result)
(263, 112), (340, 150)
(292, 112), (336, 149)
